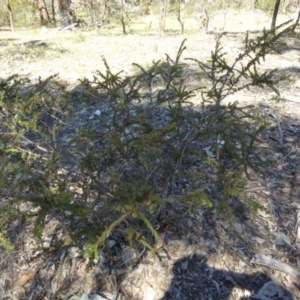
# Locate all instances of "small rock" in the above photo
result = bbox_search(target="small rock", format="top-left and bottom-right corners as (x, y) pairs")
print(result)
(42, 234), (54, 249)
(235, 222), (243, 233)
(69, 246), (81, 258)
(122, 246), (137, 264)
(254, 281), (284, 299)
(80, 293), (89, 300)
(187, 219), (193, 227)
(69, 296), (81, 300)
(94, 109), (101, 117)
(107, 239), (116, 248)
(80, 293), (113, 300)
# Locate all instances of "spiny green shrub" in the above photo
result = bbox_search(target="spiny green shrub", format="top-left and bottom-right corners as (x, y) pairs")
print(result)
(0, 21), (294, 265)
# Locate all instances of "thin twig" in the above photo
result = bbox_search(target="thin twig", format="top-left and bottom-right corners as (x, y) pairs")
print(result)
(269, 112), (284, 147)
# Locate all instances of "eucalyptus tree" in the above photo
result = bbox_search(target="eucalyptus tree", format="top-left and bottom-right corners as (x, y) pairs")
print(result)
(3, 0), (14, 31)
(56, 0), (79, 28)
(36, 0), (53, 26)
(271, 0), (281, 30)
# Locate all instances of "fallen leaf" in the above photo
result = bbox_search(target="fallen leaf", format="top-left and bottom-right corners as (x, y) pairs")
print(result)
(12, 271), (37, 287)
(257, 281), (284, 298)
(297, 256), (300, 267)
(285, 137), (295, 142)
(276, 163), (289, 170)
(252, 236), (265, 244)
(203, 146), (215, 158)
(275, 231), (291, 246)
(244, 290), (252, 297)
(281, 187), (291, 194)
(235, 222), (243, 233)
(94, 109), (101, 116)
(143, 287), (155, 300)
(295, 211), (300, 240)
(259, 143), (269, 148)
(283, 275), (294, 288)
(258, 209), (269, 218)
(281, 232), (291, 246)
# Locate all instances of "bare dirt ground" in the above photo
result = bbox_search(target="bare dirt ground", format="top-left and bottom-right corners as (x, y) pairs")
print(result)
(1, 9), (300, 300)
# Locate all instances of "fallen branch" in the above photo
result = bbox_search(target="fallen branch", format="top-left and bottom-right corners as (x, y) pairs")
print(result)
(250, 254), (300, 279)
(277, 119), (284, 147)
(269, 112), (284, 147)
(271, 92), (300, 104)
(60, 23), (78, 32)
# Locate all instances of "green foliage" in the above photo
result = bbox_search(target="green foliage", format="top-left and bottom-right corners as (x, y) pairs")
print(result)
(256, 0), (280, 11)
(0, 0), (39, 27)
(0, 22), (294, 265)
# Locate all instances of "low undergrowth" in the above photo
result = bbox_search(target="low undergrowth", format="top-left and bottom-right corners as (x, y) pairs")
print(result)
(0, 21), (294, 266)
(0, 43), (68, 62)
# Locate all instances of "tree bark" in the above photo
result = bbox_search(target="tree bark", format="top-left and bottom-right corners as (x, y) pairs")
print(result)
(222, 0), (228, 31)
(294, 7), (300, 26)
(5, 0), (15, 32)
(159, 0), (168, 36)
(271, 0), (281, 30)
(51, 0), (56, 25)
(58, 0), (72, 28)
(177, 0), (184, 34)
(100, 0), (109, 26)
(36, 0), (52, 26)
(282, 0), (290, 13)
(120, 0), (127, 34)
(203, 8), (209, 31)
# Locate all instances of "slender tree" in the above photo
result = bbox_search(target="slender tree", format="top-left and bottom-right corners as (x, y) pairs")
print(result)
(100, 0), (109, 26)
(271, 0), (281, 30)
(159, 0), (168, 36)
(120, 0), (126, 34)
(36, 0), (52, 26)
(177, 0), (184, 34)
(4, 0), (15, 31)
(250, 0), (258, 10)
(51, 0), (56, 25)
(58, 0), (72, 27)
(282, 0), (291, 13)
(294, 7), (300, 27)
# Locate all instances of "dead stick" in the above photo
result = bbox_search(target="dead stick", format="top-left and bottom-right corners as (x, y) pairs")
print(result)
(250, 254), (300, 279)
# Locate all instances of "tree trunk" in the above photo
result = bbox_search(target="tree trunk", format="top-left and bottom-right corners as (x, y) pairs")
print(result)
(51, 0), (56, 25)
(5, 0), (15, 32)
(100, 0), (109, 26)
(203, 8), (209, 31)
(58, 0), (72, 28)
(163, 0), (167, 29)
(159, 0), (168, 36)
(282, 0), (290, 13)
(120, 0), (127, 34)
(294, 7), (300, 26)
(271, 0), (281, 30)
(177, 0), (184, 34)
(36, 0), (52, 26)
(222, 0), (228, 31)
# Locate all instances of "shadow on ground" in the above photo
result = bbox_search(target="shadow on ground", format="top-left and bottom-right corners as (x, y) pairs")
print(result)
(0, 38), (18, 47)
(161, 254), (293, 300)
